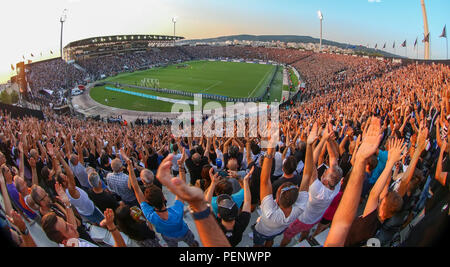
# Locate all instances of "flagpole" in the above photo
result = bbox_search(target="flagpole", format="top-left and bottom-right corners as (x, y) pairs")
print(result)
(417, 43), (419, 60)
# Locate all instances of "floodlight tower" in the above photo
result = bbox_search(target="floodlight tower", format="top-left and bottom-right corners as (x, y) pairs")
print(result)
(172, 17), (177, 44)
(60, 9), (68, 60)
(318, 11), (323, 52)
(420, 0), (430, 59)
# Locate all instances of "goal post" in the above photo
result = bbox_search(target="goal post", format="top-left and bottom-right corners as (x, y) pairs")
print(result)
(140, 78), (160, 88)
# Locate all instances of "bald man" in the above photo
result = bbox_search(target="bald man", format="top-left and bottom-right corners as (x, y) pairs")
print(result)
(105, 158), (138, 206)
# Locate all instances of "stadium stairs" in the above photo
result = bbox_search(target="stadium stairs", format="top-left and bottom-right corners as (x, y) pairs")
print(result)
(72, 62), (88, 73)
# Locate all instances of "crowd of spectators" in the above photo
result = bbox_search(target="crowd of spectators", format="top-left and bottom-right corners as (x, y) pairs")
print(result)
(179, 46), (312, 65)
(1, 45), (449, 247)
(26, 59), (86, 94)
(292, 53), (400, 99)
(77, 48), (191, 81)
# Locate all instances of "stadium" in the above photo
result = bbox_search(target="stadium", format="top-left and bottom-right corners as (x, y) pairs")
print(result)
(0, 0), (449, 252)
(66, 36), (304, 117)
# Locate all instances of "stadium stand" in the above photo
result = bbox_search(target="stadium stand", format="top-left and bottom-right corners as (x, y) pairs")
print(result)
(1, 44), (449, 248)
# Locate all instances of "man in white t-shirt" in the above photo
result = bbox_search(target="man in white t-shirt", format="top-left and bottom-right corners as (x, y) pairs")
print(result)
(56, 152), (104, 224)
(281, 122), (342, 246)
(252, 138), (308, 247)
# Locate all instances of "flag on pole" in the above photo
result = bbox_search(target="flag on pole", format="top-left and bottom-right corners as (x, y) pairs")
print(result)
(11, 64), (15, 71)
(401, 40), (407, 47)
(440, 25), (447, 38)
(422, 33), (430, 42)
(414, 38), (418, 48)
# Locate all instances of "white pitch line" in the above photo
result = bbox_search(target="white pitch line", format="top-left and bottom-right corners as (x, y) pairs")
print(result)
(248, 66), (273, 97)
(201, 81), (222, 93)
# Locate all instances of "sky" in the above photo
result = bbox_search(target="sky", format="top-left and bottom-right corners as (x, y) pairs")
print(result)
(1, 0), (449, 83)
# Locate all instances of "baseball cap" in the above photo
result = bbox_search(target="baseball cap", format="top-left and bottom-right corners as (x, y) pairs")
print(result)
(217, 194), (238, 222)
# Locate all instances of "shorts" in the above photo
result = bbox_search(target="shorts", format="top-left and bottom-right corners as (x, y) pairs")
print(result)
(283, 219), (318, 240)
(252, 224), (284, 246)
(162, 229), (198, 247)
(82, 207), (104, 225)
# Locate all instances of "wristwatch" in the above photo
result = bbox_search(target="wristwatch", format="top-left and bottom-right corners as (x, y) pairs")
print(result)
(189, 203), (211, 221)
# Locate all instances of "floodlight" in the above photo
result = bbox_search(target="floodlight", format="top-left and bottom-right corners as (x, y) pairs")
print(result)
(317, 10), (323, 20)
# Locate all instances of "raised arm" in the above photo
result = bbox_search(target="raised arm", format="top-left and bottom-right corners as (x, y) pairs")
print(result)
(233, 138), (244, 153)
(6, 210), (36, 247)
(28, 157), (39, 186)
(260, 140), (275, 201)
(327, 134), (340, 167)
(204, 168), (220, 204)
(55, 182), (77, 227)
(56, 151), (80, 199)
(75, 142), (85, 166)
(100, 208), (126, 247)
(435, 120), (443, 149)
(325, 117), (382, 247)
(242, 167), (254, 213)
(299, 122), (319, 192)
(435, 138), (447, 187)
(397, 122), (428, 197)
(156, 154), (230, 247)
(18, 142), (25, 179)
(339, 135), (350, 156)
(363, 138), (405, 217)
(127, 158), (145, 204)
(177, 147), (187, 183)
(0, 171), (13, 216)
(245, 138), (252, 166)
(313, 124), (332, 165)
(223, 138), (233, 155)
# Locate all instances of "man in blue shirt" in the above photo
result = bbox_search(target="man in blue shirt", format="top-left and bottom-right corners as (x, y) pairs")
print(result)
(126, 156), (198, 247)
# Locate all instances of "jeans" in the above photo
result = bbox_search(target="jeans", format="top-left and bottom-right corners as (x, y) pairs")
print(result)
(82, 207), (105, 225)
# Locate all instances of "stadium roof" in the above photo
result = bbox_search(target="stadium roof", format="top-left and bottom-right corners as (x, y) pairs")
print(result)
(64, 34), (184, 49)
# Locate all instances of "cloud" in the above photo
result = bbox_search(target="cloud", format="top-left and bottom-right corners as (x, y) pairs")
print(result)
(368, 0), (382, 3)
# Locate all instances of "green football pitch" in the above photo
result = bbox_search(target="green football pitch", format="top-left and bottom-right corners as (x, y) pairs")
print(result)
(89, 60), (283, 112)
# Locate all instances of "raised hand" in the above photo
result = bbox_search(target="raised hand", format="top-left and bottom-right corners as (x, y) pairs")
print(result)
(100, 209), (116, 231)
(243, 166), (255, 182)
(177, 147), (186, 166)
(387, 138), (407, 163)
(55, 182), (70, 206)
(6, 210), (27, 234)
(416, 121), (429, 152)
(307, 122), (319, 145)
(209, 168), (220, 184)
(46, 142), (55, 158)
(356, 117), (383, 160)
(156, 155), (205, 209)
(28, 157), (37, 169)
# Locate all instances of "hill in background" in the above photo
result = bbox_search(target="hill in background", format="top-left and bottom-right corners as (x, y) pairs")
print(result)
(183, 34), (400, 58)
